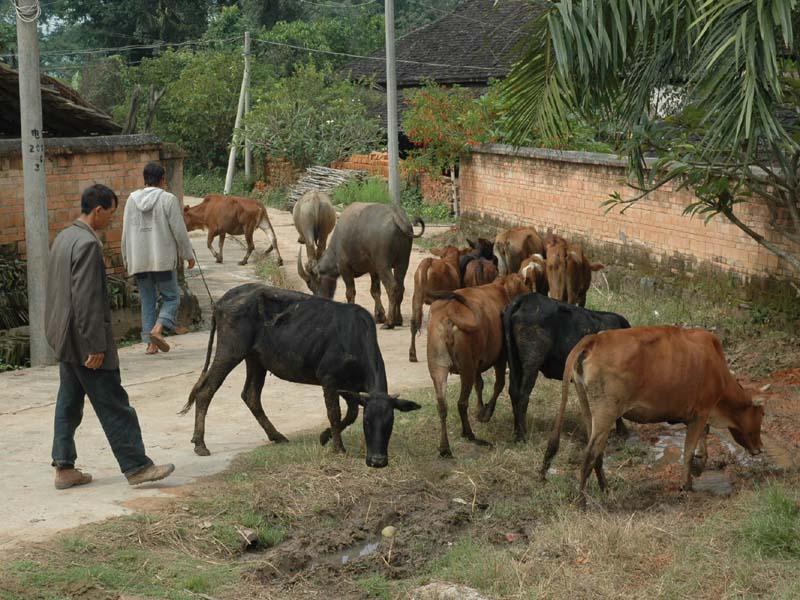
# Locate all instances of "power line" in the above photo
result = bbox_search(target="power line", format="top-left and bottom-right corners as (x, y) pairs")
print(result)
(251, 36), (497, 72)
(298, 0), (379, 8)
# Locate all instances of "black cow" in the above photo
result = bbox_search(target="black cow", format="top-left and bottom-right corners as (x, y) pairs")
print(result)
(180, 283), (421, 467)
(503, 293), (630, 441)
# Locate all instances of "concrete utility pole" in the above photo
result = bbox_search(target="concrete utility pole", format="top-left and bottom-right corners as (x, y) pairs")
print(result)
(224, 31), (250, 194)
(244, 31), (252, 181)
(384, 0), (401, 205)
(15, 0), (53, 366)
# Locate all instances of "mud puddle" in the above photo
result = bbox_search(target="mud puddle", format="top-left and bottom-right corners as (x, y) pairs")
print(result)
(309, 538), (382, 568)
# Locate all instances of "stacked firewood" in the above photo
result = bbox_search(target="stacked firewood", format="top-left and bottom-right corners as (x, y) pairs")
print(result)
(287, 166), (368, 210)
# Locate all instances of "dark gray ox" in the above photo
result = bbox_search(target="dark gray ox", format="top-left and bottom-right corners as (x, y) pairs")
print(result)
(297, 202), (424, 328)
(293, 190), (337, 262)
(180, 283), (421, 467)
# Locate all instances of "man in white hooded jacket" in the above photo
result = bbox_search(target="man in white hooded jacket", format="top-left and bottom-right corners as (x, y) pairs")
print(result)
(122, 162), (195, 354)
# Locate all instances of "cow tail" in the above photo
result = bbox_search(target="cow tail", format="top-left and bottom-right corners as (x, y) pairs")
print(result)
(540, 335), (592, 480)
(178, 314), (216, 416)
(503, 299), (522, 409)
(495, 241), (509, 275)
(412, 217), (425, 238)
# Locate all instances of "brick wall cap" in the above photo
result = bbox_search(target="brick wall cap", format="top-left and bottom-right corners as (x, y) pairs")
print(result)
(469, 143), (633, 168)
(0, 134), (163, 158)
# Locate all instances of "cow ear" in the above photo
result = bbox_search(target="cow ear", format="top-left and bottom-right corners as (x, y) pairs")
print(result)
(183, 205), (189, 213)
(392, 398), (422, 412)
(466, 238), (477, 249)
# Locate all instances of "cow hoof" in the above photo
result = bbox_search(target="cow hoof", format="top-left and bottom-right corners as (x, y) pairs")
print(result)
(276, 259), (284, 267)
(689, 457), (706, 477)
(513, 434), (527, 444)
(319, 429), (331, 446)
(215, 257), (223, 264)
(380, 323), (395, 330)
(375, 314), (386, 324)
(475, 409), (493, 423)
(238, 260), (248, 266)
(194, 445), (211, 456)
(270, 434), (289, 444)
(409, 354), (418, 363)
(439, 448), (453, 458)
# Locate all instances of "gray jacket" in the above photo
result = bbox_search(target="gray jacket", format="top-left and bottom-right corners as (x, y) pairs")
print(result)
(45, 220), (119, 370)
(121, 187), (193, 275)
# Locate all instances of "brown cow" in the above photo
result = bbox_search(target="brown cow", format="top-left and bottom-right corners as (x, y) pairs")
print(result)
(519, 254), (548, 294)
(494, 227), (545, 275)
(463, 257), (498, 287)
(409, 246), (461, 363)
(541, 326), (764, 501)
(427, 274), (530, 457)
(544, 234), (568, 301)
(565, 243), (604, 307)
(183, 195), (282, 266)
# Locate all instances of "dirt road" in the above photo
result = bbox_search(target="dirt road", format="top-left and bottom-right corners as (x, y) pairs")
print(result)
(0, 201), (446, 554)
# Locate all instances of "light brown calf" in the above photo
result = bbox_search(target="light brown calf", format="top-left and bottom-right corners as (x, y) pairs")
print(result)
(544, 234), (568, 301)
(183, 195), (282, 266)
(409, 246), (461, 363)
(494, 227), (545, 275)
(565, 243), (604, 307)
(519, 254), (548, 294)
(463, 257), (498, 287)
(541, 326), (764, 502)
(426, 274), (530, 457)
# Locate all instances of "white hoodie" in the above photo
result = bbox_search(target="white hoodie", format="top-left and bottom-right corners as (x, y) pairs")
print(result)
(121, 187), (194, 276)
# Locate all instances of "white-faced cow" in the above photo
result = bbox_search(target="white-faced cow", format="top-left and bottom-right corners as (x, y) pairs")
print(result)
(541, 326), (764, 502)
(503, 293), (630, 442)
(297, 202), (424, 329)
(180, 283), (421, 467)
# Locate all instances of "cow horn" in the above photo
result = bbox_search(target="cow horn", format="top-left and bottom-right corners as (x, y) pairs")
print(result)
(296, 248), (310, 283)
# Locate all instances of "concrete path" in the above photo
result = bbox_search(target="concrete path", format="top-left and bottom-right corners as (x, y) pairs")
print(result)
(0, 199), (447, 554)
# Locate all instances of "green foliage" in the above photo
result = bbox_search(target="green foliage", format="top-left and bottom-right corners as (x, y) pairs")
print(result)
(404, 82), (496, 177)
(331, 177), (453, 223)
(737, 485), (800, 559)
(256, 14), (384, 76)
(75, 56), (128, 113)
(184, 169), (251, 197)
(245, 64), (384, 169)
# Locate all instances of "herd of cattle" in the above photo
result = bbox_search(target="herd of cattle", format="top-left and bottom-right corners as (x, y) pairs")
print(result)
(180, 191), (764, 501)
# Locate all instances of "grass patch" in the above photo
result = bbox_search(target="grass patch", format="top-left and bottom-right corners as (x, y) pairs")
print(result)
(737, 484), (800, 559)
(254, 253), (286, 287)
(332, 177), (455, 224)
(184, 168), (251, 198)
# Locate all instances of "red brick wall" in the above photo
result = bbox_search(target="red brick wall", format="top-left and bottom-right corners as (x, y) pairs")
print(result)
(460, 145), (798, 279)
(0, 139), (184, 276)
(263, 157), (299, 188)
(331, 152), (390, 177)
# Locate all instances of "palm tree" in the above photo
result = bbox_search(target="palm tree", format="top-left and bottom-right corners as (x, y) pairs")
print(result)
(500, 0), (800, 275)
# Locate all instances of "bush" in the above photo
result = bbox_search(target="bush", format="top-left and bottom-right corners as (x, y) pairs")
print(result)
(245, 64), (384, 169)
(737, 485), (800, 559)
(184, 169), (251, 197)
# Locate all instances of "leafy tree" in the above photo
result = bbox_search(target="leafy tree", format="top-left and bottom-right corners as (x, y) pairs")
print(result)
(0, 4), (15, 60)
(244, 64), (384, 169)
(500, 0), (800, 275)
(75, 55), (128, 112)
(403, 82), (497, 215)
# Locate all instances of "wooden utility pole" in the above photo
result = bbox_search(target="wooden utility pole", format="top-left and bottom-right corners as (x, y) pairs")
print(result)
(384, 0), (401, 205)
(224, 31), (250, 194)
(15, 0), (53, 366)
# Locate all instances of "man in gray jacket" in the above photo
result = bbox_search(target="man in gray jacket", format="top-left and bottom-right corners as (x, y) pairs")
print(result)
(121, 162), (195, 355)
(46, 184), (175, 489)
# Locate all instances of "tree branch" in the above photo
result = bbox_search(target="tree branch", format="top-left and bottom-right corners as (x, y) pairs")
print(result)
(721, 205), (800, 275)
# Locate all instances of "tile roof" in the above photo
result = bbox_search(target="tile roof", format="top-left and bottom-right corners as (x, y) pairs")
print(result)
(345, 0), (543, 88)
(0, 62), (121, 138)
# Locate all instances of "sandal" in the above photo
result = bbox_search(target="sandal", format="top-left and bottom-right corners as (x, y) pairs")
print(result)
(149, 332), (171, 353)
(145, 344), (159, 355)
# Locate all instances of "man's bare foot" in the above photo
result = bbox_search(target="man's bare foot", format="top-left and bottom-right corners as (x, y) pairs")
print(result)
(145, 343), (159, 355)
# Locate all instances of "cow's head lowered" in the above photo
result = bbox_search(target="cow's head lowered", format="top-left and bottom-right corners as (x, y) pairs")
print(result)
(183, 201), (209, 232)
(297, 247), (338, 298)
(341, 391), (421, 468)
(728, 394), (765, 456)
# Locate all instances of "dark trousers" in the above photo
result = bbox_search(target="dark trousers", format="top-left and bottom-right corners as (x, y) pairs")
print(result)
(52, 363), (153, 477)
